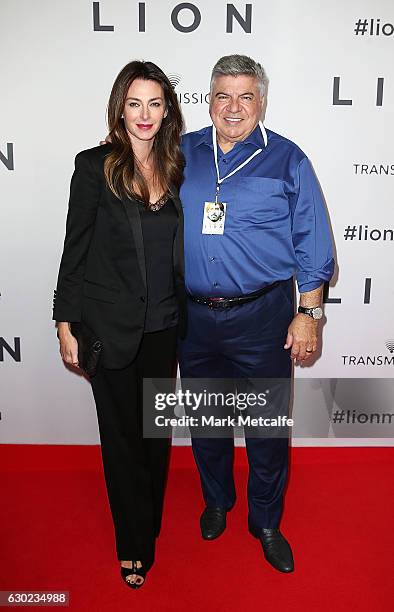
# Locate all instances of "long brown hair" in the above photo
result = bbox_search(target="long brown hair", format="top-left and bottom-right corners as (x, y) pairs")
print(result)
(104, 60), (184, 205)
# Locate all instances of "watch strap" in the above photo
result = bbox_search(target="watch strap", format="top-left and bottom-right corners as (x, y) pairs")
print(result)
(298, 306), (323, 319)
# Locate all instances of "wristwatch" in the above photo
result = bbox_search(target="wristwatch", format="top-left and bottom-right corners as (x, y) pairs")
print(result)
(297, 306), (323, 320)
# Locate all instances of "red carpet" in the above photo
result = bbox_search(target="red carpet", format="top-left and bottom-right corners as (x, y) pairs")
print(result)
(1, 445), (393, 611)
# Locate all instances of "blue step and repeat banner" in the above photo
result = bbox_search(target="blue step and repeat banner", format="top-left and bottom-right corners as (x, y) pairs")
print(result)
(1, 0), (393, 444)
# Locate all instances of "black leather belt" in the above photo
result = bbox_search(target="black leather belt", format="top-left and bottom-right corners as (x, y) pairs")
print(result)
(188, 281), (281, 309)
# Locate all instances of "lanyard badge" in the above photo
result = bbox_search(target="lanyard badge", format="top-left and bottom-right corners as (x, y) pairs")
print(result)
(202, 200), (227, 234)
(201, 122), (267, 235)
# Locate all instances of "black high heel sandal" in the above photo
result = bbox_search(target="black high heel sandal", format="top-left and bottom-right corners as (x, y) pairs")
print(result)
(120, 561), (147, 589)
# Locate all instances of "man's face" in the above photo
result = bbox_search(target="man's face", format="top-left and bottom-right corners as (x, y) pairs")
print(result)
(209, 74), (264, 147)
(207, 202), (223, 222)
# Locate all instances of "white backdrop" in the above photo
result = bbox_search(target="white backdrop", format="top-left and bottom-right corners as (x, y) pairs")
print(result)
(1, 0), (393, 444)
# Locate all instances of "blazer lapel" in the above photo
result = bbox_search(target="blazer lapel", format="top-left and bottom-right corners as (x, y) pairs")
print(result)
(171, 187), (183, 216)
(170, 187), (185, 282)
(121, 196), (147, 290)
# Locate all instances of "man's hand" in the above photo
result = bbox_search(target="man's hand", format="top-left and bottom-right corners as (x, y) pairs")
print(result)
(285, 283), (323, 364)
(284, 314), (318, 364)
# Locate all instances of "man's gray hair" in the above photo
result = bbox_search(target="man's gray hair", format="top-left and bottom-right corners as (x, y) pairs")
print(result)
(210, 54), (268, 96)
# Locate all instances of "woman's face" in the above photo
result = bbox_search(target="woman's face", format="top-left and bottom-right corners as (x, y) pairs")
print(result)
(123, 78), (167, 145)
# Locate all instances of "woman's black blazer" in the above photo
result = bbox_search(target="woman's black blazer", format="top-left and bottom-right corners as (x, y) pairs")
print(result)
(53, 144), (187, 369)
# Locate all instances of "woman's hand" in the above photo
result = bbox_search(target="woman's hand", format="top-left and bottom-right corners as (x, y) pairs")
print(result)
(57, 322), (79, 367)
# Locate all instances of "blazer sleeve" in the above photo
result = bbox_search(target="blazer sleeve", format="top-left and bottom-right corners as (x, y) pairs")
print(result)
(53, 151), (100, 322)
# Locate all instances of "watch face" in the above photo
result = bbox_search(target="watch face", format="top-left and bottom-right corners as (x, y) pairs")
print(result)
(312, 307), (323, 320)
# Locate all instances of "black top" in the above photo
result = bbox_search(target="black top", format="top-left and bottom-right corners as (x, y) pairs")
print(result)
(138, 197), (179, 332)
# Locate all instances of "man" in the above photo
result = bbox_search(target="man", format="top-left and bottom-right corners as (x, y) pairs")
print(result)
(178, 55), (334, 573)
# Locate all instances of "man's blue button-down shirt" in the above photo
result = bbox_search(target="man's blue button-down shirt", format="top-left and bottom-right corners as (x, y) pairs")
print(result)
(180, 124), (335, 297)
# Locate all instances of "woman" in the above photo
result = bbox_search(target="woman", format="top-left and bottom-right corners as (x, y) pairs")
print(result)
(53, 60), (186, 588)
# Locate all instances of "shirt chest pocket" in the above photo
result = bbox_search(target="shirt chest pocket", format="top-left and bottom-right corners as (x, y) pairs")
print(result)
(231, 177), (289, 227)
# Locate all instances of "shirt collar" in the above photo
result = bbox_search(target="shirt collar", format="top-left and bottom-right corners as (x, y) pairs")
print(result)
(194, 123), (267, 150)
(242, 123), (266, 149)
(193, 125), (214, 148)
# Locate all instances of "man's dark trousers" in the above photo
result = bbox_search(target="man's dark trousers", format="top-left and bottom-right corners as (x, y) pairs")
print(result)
(178, 279), (294, 529)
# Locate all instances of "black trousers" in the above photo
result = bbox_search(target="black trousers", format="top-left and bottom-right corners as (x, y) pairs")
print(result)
(91, 326), (178, 566)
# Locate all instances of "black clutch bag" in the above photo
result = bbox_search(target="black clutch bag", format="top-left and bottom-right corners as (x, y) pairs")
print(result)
(70, 322), (103, 378)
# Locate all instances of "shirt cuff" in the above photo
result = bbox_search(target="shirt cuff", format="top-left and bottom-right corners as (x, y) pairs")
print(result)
(296, 258), (335, 293)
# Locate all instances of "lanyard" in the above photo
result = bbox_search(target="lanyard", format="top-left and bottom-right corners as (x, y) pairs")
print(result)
(212, 121), (268, 201)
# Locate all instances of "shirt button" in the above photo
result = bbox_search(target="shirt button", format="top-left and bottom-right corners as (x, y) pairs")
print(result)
(213, 282), (219, 287)
(209, 257), (215, 262)
(140, 296), (146, 302)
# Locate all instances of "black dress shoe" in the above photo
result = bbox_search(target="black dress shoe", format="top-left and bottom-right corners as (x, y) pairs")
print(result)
(249, 521), (294, 573)
(200, 507), (227, 540)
